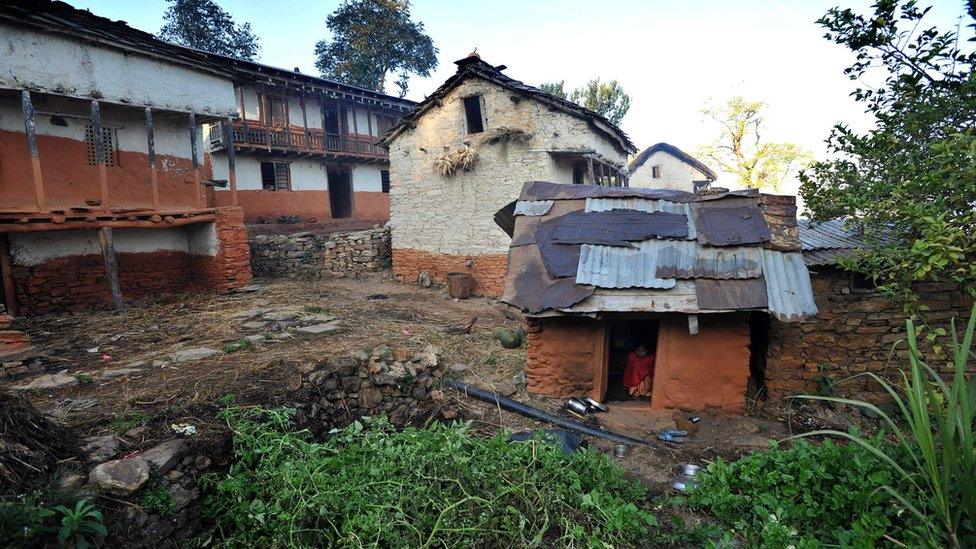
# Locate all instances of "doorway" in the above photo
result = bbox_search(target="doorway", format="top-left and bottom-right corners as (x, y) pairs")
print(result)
(605, 318), (660, 403)
(328, 167), (353, 219)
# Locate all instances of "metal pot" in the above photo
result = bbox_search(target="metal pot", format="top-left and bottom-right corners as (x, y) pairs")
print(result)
(566, 398), (590, 415)
(614, 443), (629, 458)
(671, 463), (702, 492)
(583, 397), (608, 412)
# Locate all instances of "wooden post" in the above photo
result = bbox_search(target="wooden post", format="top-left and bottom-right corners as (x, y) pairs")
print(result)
(282, 92), (291, 148)
(586, 156), (596, 185)
(189, 112), (201, 208)
(224, 116), (238, 206)
(145, 108), (159, 210)
(91, 101), (110, 210)
(688, 314), (699, 335)
(366, 108), (373, 137)
(299, 94), (310, 148)
(97, 227), (124, 312)
(20, 91), (46, 212)
(238, 88), (248, 136)
(0, 235), (17, 316)
(262, 94), (271, 150)
(351, 104), (359, 135)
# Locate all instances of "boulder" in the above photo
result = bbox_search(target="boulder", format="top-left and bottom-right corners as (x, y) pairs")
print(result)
(11, 369), (78, 391)
(139, 439), (188, 474)
(295, 322), (341, 336)
(169, 347), (218, 363)
(89, 458), (150, 495)
(81, 435), (120, 463)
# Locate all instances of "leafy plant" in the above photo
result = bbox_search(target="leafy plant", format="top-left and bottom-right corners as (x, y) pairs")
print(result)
(794, 305), (976, 547)
(221, 339), (252, 354)
(0, 493), (54, 548)
(142, 471), (175, 516)
(74, 373), (94, 385)
(203, 406), (658, 547)
(52, 499), (106, 549)
(303, 305), (330, 315)
(110, 411), (147, 435)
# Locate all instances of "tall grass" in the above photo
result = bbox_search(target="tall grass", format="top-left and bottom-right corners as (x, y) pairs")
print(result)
(794, 305), (976, 547)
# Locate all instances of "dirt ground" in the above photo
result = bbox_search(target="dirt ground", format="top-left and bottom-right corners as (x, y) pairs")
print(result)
(8, 275), (843, 491)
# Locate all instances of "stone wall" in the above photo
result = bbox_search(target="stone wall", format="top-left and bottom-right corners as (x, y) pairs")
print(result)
(765, 266), (974, 403)
(249, 227), (391, 279)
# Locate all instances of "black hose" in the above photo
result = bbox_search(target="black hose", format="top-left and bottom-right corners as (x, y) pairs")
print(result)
(444, 379), (650, 446)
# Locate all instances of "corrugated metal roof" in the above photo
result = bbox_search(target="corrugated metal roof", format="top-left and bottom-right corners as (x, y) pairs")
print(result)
(655, 242), (762, 279)
(803, 248), (855, 266)
(798, 218), (866, 251)
(760, 250), (818, 321)
(514, 200), (555, 216)
(585, 197), (697, 239)
(576, 240), (677, 289)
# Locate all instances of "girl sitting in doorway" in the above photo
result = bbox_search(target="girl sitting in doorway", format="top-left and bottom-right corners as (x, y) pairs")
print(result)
(623, 344), (655, 397)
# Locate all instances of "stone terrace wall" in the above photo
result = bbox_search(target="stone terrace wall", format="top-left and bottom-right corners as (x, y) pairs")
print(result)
(766, 266), (973, 403)
(249, 227), (391, 279)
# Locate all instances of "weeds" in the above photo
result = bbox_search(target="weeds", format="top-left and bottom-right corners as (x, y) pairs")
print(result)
(110, 411), (147, 435)
(203, 406), (658, 547)
(141, 471), (175, 516)
(303, 305), (330, 315)
(53, 499), (106, 549)
(221, 339), (252, 354)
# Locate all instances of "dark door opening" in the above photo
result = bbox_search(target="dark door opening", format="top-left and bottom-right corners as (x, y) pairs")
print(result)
(605, 318), (660, 403)
(328, 168), (353, 219)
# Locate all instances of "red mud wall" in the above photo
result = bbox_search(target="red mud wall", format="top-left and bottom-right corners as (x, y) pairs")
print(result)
(525, 317), (608, 400)
(353, 192), (390, 221)
(651, 314), (751, 413)
(0, 130), (203, 211)
(392, 249), (508, 297)
(215, 190), (389, 223)
(8, 208), (251, 315)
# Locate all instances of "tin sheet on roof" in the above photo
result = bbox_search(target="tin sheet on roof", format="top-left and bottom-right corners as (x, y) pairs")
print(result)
(695, 278), (768, 310)
(584, 197), (697, 239)
(798, 218), (866, 251)
(577, 241), (677, 289)
(693, 201), (771, 247)
(803, 248), (855, 266)
(654, 242), (762, 279)
(760, 250), (818, 321)
(520, 181), (759, 203)
(545, 210), (688, 245)
(514, 200), (555, 217)
(494, 200), (517, 237)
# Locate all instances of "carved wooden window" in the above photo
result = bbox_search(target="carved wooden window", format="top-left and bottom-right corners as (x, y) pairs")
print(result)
(85, 124), (117, 167)
(260, 161), (291, 191)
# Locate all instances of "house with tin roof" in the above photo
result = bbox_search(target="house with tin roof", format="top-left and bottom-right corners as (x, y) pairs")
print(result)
(628, 142), (717, 192)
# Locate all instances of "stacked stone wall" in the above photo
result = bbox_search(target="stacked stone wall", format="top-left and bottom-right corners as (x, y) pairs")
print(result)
(249, 227), (391, 279)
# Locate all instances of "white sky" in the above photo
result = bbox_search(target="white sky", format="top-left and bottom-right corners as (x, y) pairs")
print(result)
(70, 0), (970, 196)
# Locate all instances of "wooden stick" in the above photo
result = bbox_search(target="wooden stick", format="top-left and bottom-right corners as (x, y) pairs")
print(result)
(188, 112), (201, 208)
(97, 227), (124, 312)
(145, 108), (159, 210)
(91, 101), (110, 210)
(0, 235), (17, 316)
(224, 116), (238, 206)
(20, 91), (46, 212)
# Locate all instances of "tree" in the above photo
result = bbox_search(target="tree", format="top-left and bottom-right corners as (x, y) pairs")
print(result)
(538, 81), (568, 100)
(158, 0), (259, 61)
(799, 1), (976, 304)
(570, 78), (631, 125)
(698, 96), (809, 191)
(314, 0), (437, 96)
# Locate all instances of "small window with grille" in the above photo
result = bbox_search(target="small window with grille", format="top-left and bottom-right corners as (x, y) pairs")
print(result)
(381, 169), (390, 193)
(85, 125), (117, 166)
(260, 161), (291, 191)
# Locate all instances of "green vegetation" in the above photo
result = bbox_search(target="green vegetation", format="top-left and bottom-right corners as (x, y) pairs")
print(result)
(158, 0), (260, 61)
(203, 406), (657, 547)
(303, 305), (331, 315)
(795, 306), (976, 548)
(142, 471), (176, 516)
(53, 499), (107, 549)
(221, 338), (252, 354)
(800, 1), (976, 304)
(1, 495), (106, 549)
(110, 411), (147, 435)
(539, 78), (632, 124)
(74, 372), (94, 385)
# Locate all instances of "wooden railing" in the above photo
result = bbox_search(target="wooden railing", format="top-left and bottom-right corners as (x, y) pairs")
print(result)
(211, 121), (387, 159)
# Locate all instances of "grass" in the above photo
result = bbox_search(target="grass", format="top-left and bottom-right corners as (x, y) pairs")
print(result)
(109, 411), (147, 436)
(202, 405), (658, 547)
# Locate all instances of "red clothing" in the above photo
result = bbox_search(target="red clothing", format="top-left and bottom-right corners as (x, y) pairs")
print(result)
(623, 351), (655, 388)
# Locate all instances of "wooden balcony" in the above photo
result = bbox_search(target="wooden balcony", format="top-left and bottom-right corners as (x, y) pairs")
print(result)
(210, 121), (387, 161)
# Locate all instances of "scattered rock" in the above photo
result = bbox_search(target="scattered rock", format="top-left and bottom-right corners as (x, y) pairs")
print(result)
(496, 382), (518, 397)
(448, 363), (468, 374)
(100, 368), (144, 378)
(445, 316), (478, 335)
(299, 314), (337, 325)
(442, 408), (459, 420)
(233, 308), (269, 319)
(295, 322), (342, 336)
(193, 455), (211, 471)
(169, 347), (218, 363)
(419, 271), (432, 288)
(81, 435), (120, 463)
(11, 369), (78, 391)
(233, 283), (263, 294)
(242, 321), (267, 331)
(58, 472), (86, 492)
(430, 389), (446, 403)
(264, 309), (300, 322)
(245, 334), (267, 346)
(139, 439), (187, 474)
(89, 458), (150, 495)
(169, 484), (198, 511)
(125, 426), (147, 438)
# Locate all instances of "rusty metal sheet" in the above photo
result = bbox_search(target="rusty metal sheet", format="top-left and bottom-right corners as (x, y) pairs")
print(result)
(760, 249), (818, 321)
(534, 216), (582, 278)
(695, 278), (769, 310)
(576, 241), (677, 289)
(654, 242), (762, 279)
(494, 200), (517, 237)
(584, 197), (697, 240)
(501, 244), (594, 313)
(514, 200), (555, 216)
(693, 201), (771, 247)
(544, 209), (688, 245)
(519, 180), (759, 203)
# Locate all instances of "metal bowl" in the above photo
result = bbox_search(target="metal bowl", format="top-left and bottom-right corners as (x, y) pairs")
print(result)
(566, 398), (590, 415)
(583, 397), (608, 412)
(679, 463), (702, 476)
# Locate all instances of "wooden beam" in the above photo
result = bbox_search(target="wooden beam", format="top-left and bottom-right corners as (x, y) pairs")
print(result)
(0, 214), (217, 233)
(20, 91), (46, 212)
(97, 227), (124, 312)
(351, 104), (358, 135)
(299, 94), (310, 146)
(366, 108), (373, 137)
(587, 156), (596, 185)
(90, 101), (110, 210)
(282, 92), (291, 146)
(224, 116), (238, 206)
(189, 112), (202, 208)
(238, 87), (248, 133)
(145, 108), (159, 210)
(0, 235), (17, 316)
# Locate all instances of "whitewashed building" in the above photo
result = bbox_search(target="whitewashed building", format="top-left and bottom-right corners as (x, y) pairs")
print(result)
(379, 54), (636, 296)
(628, 142), (716, 192)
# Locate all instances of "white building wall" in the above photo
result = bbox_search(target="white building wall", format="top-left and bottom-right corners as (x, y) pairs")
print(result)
(389, 78), (628, 256)
(0, 23), (235, 116)
(352, 164), (383, 192)
(6, 226), (219, 266)
(211, 156), (326, 191)
(629, 151), (710, 191)
(240, 87), (261, 121)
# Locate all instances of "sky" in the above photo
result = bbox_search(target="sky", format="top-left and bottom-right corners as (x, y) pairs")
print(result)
(68, 0), (970, 196)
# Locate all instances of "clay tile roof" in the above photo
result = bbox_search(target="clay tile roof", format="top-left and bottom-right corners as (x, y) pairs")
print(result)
(628, 143), (717, 181)
(378, 56), (636, 153)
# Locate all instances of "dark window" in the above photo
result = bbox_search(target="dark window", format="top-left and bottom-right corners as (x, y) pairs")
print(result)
(463, 95), (484, 134)
(262, 95), (286, 126)
(572, 162), (586, 184)
(693, 180), (711, 194)
(381, 170), (391, 193)
(651, 165), (661, 178)
(850, 272), (876, 293)
(260, 161), (290, 191)
(85, 124), (117, 167)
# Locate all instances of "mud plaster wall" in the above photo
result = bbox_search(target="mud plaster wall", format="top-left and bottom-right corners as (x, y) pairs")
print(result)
(524, 316), (608, 400)
(392, 249), (508, 297)
(6, 207), (250, 315)
(629, 151), (708, 191)
(651, 313), (751, 413)
(0, 23), (236, 116)
(0, 96), (210, 211)
(387, 77), (628, 288)
(765, 267), (974, 404)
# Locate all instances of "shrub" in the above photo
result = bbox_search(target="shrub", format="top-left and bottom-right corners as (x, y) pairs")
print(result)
(203, 406), (657, 547)
(684, 437), (915, 546)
